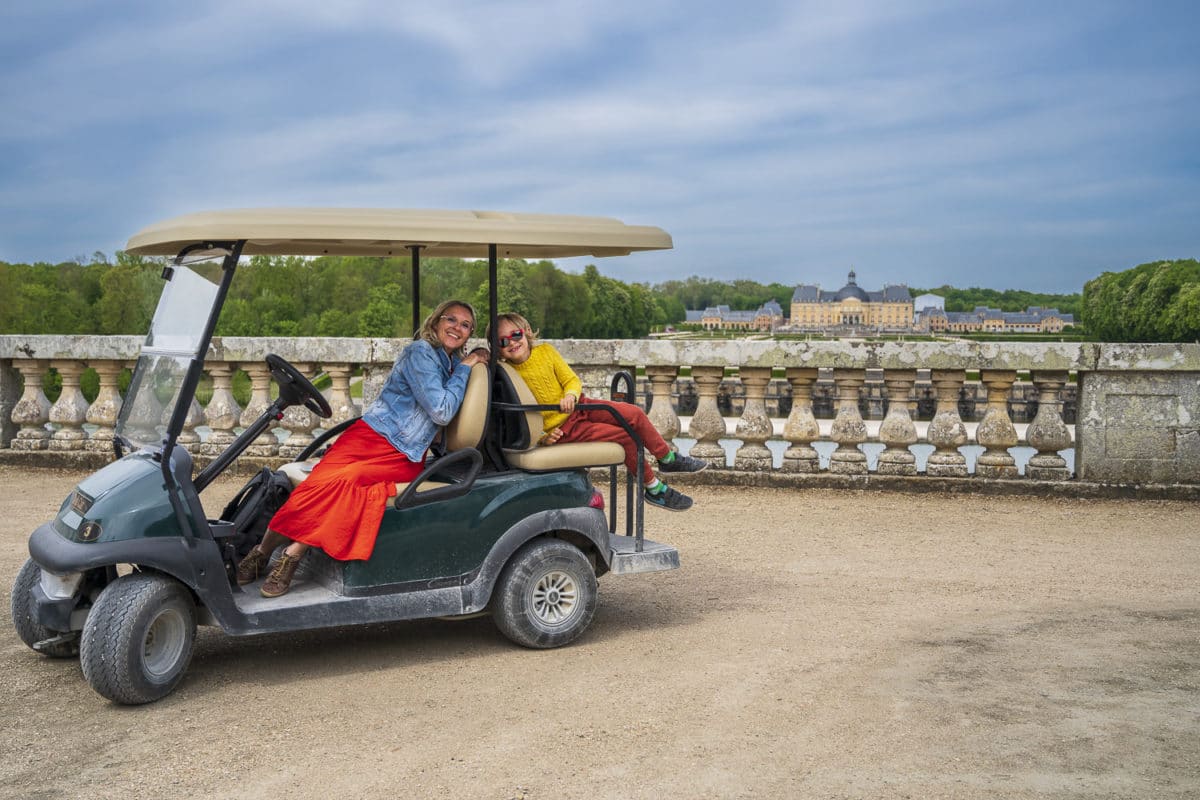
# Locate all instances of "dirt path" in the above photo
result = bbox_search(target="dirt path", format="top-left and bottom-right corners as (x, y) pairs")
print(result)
(2, 469), (1198, 799)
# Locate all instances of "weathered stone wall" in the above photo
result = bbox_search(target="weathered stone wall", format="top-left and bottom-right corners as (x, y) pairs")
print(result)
(2, 335), (1197, 487)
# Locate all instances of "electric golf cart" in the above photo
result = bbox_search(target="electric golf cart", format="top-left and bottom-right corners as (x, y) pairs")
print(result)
(11, 208), (680, 704)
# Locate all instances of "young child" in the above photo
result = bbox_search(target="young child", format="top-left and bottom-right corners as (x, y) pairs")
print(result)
(490, 312), (705, 510)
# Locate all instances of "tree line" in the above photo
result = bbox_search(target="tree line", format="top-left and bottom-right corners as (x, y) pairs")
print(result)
(1080, 258), (1200, 342)
(6, 252), (1197, 341)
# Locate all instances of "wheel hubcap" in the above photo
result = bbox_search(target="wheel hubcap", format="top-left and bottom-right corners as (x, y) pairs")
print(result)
(531, 570), (578, 626)
(142, 608), (187, 679)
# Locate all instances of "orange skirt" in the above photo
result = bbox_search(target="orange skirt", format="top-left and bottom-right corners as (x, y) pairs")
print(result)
(268, 420), (424, 561)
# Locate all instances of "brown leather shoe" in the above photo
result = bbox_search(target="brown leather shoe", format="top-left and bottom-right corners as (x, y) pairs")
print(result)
(235, 546), (272, 586)
(260, 553), (302, 598)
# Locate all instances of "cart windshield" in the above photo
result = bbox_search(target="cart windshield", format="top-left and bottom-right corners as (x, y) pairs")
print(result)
(115, 265), (220, 450)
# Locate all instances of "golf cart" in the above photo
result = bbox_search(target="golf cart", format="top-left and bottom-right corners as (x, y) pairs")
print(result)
(11, 208), (680, 705)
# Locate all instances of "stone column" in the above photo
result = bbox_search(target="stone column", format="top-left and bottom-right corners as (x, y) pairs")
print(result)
(324, 363), (359, 425)
(201, 363), (242, 456)
(85, 362), (124, 453)
(0, 360), (20, 448)
(164, 389), (205, 453)
(48, 361), (90, 451)
(239, 362), (279, 458)
(686, 366), (727, 467)
(877, 369), (918, 476)
(1026, 370), (1072, 481)
(123, 362), (163, 446)
(828, 369), (867, 475)
(277, 362), (317, 460)
(645, 365), (681, 443)
(925, 369), (968, 477)
(975, 370), (1019, 479)
(10, 360), (52, 451)
(734, 367), (773, 470)
(570, 359), (620, 401)
(781, 367), (820, 473)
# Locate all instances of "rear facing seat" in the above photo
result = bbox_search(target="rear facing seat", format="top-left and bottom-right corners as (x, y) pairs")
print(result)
(495, 362), (624, 471)
(279, 362), (490, 491)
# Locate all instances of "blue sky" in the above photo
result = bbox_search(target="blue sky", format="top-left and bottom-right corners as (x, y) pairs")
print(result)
(1, 0), (1196, 294)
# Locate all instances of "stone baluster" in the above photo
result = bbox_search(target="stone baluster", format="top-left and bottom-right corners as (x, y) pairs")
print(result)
(162, 386), (205, 453)
(239, 362), (279, 457)
(123, 362), (163, 445)
(277, 362), (318, 460)
(975, 370), (1019, 479)
(734, 367), (773, 470)
(781, 367), (820, 473)
(10, 360), (52, 450)
(201, 363), (242, 456)
(877, 369), (918, 476)
(686, 366), (727, 467)
(828, 369), (867, 474)
(85, 362), (124, 453)
(925, 370), (968, 477)
(48, 361), (90, 451)
(1025, 370), (1072, 481)
(645, 365), (681, 443)
(323, 363), (359, 425)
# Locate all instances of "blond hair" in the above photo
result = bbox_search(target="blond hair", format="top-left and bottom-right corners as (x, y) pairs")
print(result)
(486, 312), (540, 358)
(415, 299), (476, 358)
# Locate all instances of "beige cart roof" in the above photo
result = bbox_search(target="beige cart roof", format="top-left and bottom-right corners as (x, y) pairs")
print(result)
(125, 208), (673, 258)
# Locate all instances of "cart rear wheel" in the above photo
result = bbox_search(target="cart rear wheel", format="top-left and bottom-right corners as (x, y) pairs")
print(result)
(11, 558), (79, 659)
(80, 572), (196, 705)
(492, 539), (597, 649)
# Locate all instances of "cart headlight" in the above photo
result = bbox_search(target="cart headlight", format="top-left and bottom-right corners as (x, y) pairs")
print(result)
(40, 570), (83, 600)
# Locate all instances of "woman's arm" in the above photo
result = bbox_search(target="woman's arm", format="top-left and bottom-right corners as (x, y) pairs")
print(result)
(401, 342), (471, 426)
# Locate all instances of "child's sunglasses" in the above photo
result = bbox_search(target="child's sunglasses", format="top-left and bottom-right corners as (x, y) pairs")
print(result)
(499, 330), (525, 348)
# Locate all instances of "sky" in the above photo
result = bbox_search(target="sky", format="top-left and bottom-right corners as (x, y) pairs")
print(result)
(1, 0), (1197, 294)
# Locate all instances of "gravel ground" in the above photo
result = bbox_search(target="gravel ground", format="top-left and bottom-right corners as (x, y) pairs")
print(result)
(2, 468), (1198, 799)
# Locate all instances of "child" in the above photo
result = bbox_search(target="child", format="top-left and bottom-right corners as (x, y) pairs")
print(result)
(490, 312), (705, 511)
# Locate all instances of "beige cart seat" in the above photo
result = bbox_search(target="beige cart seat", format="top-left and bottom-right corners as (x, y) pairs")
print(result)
(496, 362), (624, 471)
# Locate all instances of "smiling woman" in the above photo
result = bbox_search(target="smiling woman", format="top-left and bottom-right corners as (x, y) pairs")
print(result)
(236, 298), (491, 598)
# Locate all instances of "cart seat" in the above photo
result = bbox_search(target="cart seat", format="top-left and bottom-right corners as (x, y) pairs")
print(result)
(495, 362), (624, 472)
(278, 362), (490, 492)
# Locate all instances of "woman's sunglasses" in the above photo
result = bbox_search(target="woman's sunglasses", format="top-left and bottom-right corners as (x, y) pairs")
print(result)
(499, 329), (525, 348)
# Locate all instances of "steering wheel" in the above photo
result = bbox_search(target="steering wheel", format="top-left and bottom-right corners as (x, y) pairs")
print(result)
(266, 354), (333, 419)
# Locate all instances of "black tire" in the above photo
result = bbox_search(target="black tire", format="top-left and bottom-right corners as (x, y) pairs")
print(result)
(11, 558), (80, 658)
(80, 573), (196, 705)
(492, 539), (598, 649)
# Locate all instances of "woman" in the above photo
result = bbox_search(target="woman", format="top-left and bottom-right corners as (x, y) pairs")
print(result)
(489, 312), (704, 511)
(236, 299), (489, 597)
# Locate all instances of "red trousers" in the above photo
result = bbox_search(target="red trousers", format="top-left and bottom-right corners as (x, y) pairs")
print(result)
(557, 396), (670, 482)
(268, 420), (424, 561)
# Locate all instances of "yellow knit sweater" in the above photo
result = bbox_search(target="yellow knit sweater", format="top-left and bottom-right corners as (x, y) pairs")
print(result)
(509, 343), (583, 434)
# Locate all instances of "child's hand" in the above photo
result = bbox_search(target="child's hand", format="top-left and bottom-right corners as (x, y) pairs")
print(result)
(560, 392), (577, 413)
(541, 427), (565, 445)
(462, 348), (490, 367)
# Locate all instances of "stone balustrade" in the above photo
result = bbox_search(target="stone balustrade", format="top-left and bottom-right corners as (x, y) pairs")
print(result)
(1, 336), (1198, 488)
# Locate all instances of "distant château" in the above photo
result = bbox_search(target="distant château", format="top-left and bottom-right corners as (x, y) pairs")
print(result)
(685, 300), (784, 331)
(790, 270), (913, 331)
(683, 270), (1075, 334)
(918, 306), (1075, 333)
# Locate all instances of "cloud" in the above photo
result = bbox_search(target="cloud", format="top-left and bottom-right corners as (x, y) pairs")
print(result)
(0, 0), (1197, 293)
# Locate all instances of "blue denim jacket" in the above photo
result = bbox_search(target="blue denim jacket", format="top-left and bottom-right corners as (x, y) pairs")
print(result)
(362, 339), (471, 462)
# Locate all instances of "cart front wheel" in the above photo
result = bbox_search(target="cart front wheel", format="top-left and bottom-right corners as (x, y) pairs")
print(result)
(80, 572), (196, 705)
(492, 539), (597, 649)
(11, 558), (79, 658)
